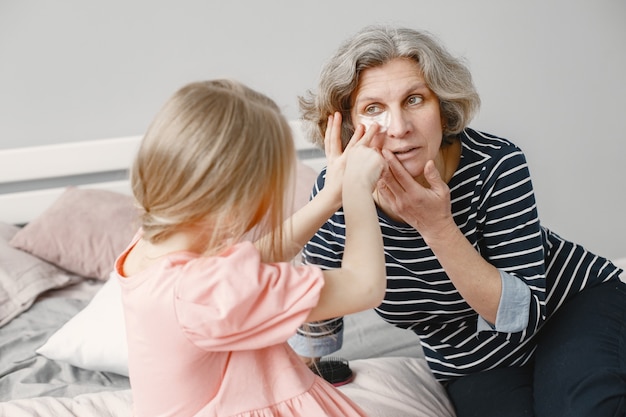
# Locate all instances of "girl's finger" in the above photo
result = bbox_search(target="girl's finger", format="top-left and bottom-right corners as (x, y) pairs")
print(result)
(357, 122), (381, 148)
(346, 121), (381, 152)
(324, 113), (337, 154)
(344, 123), (366, 152)
(324, 114), (333, 157)
(325, 112), (344, 158)
(330, 112), (343, 156)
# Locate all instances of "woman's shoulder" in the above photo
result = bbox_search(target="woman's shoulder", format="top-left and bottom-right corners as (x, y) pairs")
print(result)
(458, 128), (528, 167)
(452, 128), (532, 191)
(460, 128), (522, 154)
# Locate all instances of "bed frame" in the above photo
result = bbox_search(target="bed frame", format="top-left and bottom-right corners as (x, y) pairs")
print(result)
(0, 121), (325, 225)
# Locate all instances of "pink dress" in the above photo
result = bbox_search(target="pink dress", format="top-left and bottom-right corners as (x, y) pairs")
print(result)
(115, 236), (368, 417)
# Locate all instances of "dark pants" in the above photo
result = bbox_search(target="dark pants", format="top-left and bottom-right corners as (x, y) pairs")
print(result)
(445, 280), (626, 417)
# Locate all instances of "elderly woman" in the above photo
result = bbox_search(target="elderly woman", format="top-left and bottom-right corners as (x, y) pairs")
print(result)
(290, 25), (625, 417)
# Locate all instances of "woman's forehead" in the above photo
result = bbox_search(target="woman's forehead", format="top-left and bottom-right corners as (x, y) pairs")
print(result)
(353, 59), (425, 102)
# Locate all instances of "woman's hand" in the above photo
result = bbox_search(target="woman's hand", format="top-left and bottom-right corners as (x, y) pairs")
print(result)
(377, 150), (455, 241)
(378, 150), (502, 323)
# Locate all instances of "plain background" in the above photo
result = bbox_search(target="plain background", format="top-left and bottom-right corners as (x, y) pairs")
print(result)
(1, 0), (624, 259)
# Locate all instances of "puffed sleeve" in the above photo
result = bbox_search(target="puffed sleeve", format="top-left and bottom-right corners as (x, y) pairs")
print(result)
(174, 241), (324, 351)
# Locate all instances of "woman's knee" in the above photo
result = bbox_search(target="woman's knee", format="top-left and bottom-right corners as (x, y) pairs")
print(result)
(534, 281), (626, 417)
(445, 366), (533, 417)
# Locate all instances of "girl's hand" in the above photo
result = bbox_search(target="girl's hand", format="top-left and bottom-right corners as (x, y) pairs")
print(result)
(321, 112), (350, 205)
(322, 112), (382, 204)
(344, 125), (385, 192)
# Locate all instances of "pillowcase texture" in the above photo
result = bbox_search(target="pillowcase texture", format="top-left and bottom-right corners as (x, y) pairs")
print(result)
(0, 222), (80, 327)
(10, 187), (139, 281)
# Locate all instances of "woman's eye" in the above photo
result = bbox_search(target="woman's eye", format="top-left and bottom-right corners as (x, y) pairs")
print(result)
(364, 105), (381, 115)
(407, 95), (423, 106)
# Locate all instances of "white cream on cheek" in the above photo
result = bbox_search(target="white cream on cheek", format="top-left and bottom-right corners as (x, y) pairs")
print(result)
(359, 111), (390, 133)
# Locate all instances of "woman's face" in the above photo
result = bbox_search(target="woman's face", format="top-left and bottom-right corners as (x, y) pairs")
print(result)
(350, 57), (444, 181)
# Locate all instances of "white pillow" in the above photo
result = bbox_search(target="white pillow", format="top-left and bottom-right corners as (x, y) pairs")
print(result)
(36, 275), (129, 376)
(339, 357), (455, 417)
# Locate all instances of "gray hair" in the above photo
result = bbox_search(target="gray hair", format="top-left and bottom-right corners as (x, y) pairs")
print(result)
(299, 25), (481, 147)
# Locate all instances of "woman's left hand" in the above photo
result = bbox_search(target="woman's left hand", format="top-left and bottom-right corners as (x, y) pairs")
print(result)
(378, 149), (503, 323)
(377, 149), (456, 241)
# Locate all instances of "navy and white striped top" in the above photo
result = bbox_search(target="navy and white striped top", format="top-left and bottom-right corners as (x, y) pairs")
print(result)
(290, 128), (623, 382)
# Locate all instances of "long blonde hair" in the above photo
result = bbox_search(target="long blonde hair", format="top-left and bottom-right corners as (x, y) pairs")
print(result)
(131, 79), (295, 259)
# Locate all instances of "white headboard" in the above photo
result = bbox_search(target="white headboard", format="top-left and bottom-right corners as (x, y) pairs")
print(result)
(0, 121), (325, 225)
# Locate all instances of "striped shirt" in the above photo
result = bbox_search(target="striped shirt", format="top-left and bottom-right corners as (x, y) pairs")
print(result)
(289, 128), (623, 382)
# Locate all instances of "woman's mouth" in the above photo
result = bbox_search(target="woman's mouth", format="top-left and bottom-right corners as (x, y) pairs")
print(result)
(392, 147), (419, 160)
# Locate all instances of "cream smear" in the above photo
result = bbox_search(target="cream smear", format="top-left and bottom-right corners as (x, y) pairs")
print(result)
(359, 111), (390, 133)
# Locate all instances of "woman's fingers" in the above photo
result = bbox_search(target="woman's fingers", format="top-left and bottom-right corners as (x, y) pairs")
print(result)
(380, 149), (411, 194)
(423, 160), (447, 197)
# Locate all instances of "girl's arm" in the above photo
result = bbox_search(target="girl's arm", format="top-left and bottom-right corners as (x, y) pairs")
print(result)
(257, 113), (366, 262)
(306, 126), (386, 322)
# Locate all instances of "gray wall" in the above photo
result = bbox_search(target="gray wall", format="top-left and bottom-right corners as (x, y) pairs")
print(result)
(1, 0), (625, 259)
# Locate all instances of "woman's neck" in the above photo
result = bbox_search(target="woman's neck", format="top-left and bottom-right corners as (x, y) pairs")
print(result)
(438, 138), (462, 184)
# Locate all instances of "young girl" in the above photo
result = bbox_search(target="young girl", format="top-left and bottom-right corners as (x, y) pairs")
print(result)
(115, 79), (386, 417)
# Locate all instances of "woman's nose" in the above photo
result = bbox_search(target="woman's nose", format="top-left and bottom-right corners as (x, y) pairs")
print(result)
(385, 109), (410, 138)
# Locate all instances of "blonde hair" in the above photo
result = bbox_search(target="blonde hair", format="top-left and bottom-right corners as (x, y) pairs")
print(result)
(131, 79), (295, 258)
(300, 25), (481, 148)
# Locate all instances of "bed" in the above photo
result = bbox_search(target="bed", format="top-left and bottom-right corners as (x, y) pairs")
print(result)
(0, 121), (461, 417)
(2, 123), (624, 417)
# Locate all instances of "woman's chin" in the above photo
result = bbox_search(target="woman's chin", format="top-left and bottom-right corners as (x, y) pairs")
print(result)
(398, 160), (425, 181)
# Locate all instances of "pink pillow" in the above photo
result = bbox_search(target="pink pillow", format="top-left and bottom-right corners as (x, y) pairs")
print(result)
(10, 187), (139, 280)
